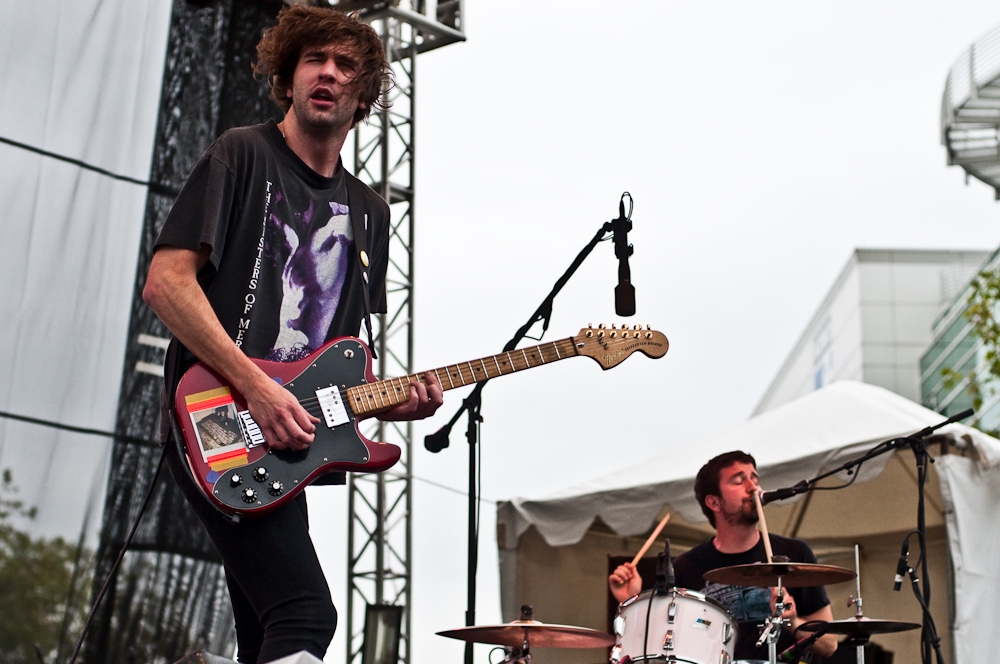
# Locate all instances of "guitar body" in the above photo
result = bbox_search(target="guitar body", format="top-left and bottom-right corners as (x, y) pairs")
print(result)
(174, 336), (400, 517)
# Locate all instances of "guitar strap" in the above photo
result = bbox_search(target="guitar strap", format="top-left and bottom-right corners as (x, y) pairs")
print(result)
(344, 172), (378, 360)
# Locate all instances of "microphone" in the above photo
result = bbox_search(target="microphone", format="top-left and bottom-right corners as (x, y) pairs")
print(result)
(777, 627), (828, 663)
(612, 197), (635, 317)
(760, 480), (809, 505)
(653, 550), (668, 595)
(664, 539), (675, 590)
(893, 539), (910, 591)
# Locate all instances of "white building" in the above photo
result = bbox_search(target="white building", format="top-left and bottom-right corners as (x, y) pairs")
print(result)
(754, 248), (989, 415)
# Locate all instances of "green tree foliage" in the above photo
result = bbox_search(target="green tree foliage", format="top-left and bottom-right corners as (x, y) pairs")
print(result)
(941, 269), (1000, 435)
(0, 468), (92, 664)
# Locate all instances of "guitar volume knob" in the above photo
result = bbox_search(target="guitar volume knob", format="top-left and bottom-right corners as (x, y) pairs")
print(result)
(241, 487), (258, 503)
(252, 467), (268, 482)
(268, 480), (284, 496)
(229, 473), (243, 487)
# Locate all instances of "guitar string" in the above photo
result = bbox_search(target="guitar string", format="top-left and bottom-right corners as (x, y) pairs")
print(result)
(234, 334), (649, 436)
(281, 338), (579, 415)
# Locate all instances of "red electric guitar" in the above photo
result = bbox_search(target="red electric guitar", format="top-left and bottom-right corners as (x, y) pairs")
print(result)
(174, 324), (668, 516)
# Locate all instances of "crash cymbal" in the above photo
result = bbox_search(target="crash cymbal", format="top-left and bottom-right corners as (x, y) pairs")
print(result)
(798, 617), (921, 637)
(703, 562), (856, 588)
(436, 620), (616, 649)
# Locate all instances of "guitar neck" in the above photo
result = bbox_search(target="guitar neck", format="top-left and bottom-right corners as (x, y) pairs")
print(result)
(345, 337), (580, 417)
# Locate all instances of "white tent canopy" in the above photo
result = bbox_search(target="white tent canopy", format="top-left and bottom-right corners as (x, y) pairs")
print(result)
(497, 381), (1000, 664)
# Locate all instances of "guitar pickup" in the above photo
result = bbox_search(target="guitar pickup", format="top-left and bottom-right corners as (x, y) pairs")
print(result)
(237, 410), (266, 448)
(316, 386), (350, 428)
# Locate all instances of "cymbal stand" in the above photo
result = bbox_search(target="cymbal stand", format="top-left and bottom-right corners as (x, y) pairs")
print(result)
(499, 639), (531, 664)
(756, 572), (787, 664)
(847, 544), (867, 664)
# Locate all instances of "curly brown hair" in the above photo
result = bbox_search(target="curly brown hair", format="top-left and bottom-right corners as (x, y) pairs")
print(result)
(254, 5), (392, 127)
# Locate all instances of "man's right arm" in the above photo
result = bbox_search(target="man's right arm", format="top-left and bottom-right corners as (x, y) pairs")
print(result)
(143, 245), (318, 450)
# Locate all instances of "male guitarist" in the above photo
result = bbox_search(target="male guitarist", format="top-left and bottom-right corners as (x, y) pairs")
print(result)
(143, 7), (442, 663)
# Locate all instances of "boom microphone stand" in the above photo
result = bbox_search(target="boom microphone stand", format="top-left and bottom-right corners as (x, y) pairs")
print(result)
(760, 408), (973, 664)
(424, 193), (636, 664)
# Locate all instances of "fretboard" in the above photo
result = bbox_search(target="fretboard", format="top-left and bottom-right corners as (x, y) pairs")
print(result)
(345, 337), (580, 417)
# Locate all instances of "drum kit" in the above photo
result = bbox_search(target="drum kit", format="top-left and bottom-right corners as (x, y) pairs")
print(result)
(438, 554), (918, 664)
(438, 503), (921, 664)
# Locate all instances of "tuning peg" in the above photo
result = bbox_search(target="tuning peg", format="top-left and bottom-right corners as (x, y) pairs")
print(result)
(598, 323), (606, 329)
(645, 331), (653, 339)
(646, 324), (651, 329)
(585, 329), (594, 337)
(588, 323), (593, 328)
(634, 324), (641, 330)
(611, 324), (616, 329)
(598, 330), (605, 338)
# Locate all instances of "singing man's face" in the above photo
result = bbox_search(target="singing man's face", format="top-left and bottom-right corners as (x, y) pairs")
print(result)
(287, 42), (367, 132)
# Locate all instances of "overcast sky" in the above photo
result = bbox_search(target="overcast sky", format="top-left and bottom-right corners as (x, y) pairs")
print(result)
(306, 2), (1000, 662)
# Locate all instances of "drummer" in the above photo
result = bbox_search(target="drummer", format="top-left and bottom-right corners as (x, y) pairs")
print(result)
(608, 451), (838, 661)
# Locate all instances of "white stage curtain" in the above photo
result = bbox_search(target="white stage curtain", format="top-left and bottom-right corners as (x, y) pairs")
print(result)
(939, 454), (1000, 664)
(0, 0), (172, 542)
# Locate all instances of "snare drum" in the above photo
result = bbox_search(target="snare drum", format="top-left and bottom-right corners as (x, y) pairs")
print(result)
(611, 588), (737, 664)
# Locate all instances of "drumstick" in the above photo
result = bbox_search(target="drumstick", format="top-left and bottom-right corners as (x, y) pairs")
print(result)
(630, 512), (671, 566)
(754, 490), (774, 563)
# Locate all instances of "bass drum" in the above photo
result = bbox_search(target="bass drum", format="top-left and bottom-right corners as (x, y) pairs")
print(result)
(611, 588), (737, 664)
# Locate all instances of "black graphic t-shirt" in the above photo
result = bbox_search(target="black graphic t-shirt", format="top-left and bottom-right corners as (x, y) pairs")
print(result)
(154, 121), (389, 444)
(155, 120), (388, 377)
(674, 535), (830, 661)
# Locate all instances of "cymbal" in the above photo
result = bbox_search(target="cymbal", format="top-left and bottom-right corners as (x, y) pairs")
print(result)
(703, 562), (856, 588)
(437, 620), (616, 649)
(798, 617), (921, 637)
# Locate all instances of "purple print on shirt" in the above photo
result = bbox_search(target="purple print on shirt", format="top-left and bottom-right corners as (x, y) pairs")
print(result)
(265, 200), (353, 361)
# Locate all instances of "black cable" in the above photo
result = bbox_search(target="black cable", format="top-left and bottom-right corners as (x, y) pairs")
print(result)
(0, 409), (157, 447)
(0, 134), (178, 197)
(641, 587), (655, 661)
(67, 442), (168, 664)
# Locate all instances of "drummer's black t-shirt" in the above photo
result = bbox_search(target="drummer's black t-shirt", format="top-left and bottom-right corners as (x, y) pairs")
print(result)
(673, 534), (830, 661)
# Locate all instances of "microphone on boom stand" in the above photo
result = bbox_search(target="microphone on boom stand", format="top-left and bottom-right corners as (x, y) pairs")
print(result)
(759, 480), (810, 506)
(612, 195), (635, 317)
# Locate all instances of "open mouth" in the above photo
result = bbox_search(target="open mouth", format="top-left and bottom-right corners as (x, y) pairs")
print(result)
(311, 89), (335, 104)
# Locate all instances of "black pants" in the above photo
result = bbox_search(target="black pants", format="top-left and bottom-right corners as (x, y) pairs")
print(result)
(166, 441), (337, 663)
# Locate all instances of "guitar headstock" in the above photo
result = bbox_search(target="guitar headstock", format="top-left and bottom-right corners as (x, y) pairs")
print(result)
(573, 324), (669, 370)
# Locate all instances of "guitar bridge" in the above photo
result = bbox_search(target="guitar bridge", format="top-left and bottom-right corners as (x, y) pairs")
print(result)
(316, 386), (350, 428)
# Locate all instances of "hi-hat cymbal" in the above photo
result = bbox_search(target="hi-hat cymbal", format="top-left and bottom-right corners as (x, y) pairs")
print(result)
(798, 617), (921, 637)
(703, 562), (856, 588)
(437, 620), (616, 649)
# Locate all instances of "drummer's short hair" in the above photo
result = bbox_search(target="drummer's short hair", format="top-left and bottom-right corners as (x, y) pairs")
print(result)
(694, 451), (757, 528)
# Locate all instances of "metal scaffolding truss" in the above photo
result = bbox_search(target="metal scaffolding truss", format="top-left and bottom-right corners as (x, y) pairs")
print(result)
(341, 3), (464, 663)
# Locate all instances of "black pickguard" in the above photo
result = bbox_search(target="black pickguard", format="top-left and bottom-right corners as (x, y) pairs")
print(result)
(209, 339), (372, 513)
